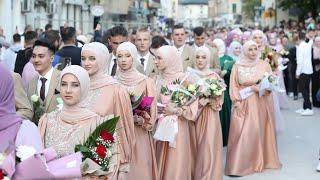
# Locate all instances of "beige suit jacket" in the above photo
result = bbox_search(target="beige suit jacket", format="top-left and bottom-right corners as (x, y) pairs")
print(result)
(181, 45), (195, 71)
(205, 44), (221, 69)
(27, 68), (61, 115)
(12, 72), (33, 120)
(136, 54), (157, 78)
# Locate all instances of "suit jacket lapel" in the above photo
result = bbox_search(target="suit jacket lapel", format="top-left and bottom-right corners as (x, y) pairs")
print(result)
(44, 69), (59, 112)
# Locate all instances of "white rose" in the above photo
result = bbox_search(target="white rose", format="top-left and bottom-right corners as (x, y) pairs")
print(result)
(215, 90), (223, 96)
(30, 94), (39, 102)
(0, 153), (5, 165)
(16, 145), (37, 161)
(3, 177), (10, 180)
(57, 103), (63, 110)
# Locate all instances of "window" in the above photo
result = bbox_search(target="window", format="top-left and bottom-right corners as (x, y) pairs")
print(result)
(232, 3), (237, 13)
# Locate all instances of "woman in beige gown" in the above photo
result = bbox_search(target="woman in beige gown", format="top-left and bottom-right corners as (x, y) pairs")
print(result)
(154, 45), (199, 180)
(225, 41), (281, 176)
(115, 42), (157, 180)
(38, 65), (119, 179)
(81, 42), (135, 179)
(190, 46), (223, 180)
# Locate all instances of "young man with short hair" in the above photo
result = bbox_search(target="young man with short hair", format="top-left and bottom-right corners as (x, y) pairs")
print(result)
(14, 31), (38, 75)
(27, 38), (61, 122)
(172, 24), (194, 71)
(107, 26), (128, 76)
(55, 27), (81, 66)
(135, 27), (156, 77)
(0, 33), (23, 71)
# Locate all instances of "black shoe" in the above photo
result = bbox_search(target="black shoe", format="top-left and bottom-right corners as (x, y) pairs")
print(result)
(228, 175), (242, 178)
(294, 96), (298, 100)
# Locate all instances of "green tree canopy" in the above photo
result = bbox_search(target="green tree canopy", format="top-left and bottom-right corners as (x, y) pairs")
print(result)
(278, 0), (320, 20)
(242, 0), (261, 21)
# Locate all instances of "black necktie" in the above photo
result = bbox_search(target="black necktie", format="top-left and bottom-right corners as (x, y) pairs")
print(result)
(140, 58), (145, 66)
(111, 59), (117, 76)
(40, 77), (47, 101)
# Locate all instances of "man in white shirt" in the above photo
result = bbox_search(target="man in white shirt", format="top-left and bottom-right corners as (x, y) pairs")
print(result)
(27, 39), (61, 123)
(295, 31), (314, 116)
(172, 25), (194, 71)
(0, 33), (23, 71)
(135, 27), (156, 77)
(106, 26), (128, 76)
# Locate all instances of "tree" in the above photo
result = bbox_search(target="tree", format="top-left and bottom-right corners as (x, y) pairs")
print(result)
(242, 0), (261, 21)
(278, 0), (320, 20)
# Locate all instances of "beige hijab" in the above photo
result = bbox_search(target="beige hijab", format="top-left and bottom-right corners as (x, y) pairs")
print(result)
(158, 45), (184, 82)
(116, 42), (147, 86)
(236, 40), (260, 67)
(59, 65), (97, 124)
(81, 42), (118, 90)
(192, 46), (215, 76)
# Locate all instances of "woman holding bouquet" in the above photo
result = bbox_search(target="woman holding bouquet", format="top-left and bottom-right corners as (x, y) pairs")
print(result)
(81, 42), (135, 179)
(213, 38), (234, 146)
(154, 46), (199, 180)
(38, 65), (119, 179)
(225, 41), (281, 176)
(191, 46), (224, 180)
(1, 64), (42, 179)
(115, 42), (158, 180)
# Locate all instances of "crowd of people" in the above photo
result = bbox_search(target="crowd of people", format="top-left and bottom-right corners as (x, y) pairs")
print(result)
(0, 17), (320, 180)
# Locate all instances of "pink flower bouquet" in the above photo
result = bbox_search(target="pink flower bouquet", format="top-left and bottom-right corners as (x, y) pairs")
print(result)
(13, 147), (82, 179)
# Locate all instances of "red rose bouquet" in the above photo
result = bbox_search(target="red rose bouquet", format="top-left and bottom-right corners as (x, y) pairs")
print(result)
(261, 47), (278, 71)
(75, 116), (119, 172)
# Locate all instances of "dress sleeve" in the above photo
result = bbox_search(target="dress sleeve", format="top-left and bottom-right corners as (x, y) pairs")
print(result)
(142, 78), (157, 131)
(181, 98), (199, 121)
(38, 114), (48, 148)
(114, 85), (136, 164)
(229, 64), (242, 102)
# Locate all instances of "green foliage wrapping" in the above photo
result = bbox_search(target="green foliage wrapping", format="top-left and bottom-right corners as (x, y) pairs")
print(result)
(75, 116), (120, 155)
(130, 93), (144, 110)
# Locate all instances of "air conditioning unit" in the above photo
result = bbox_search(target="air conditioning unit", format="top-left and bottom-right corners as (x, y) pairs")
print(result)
(48, 1), (57, 14)
(21, 0), (32, 12)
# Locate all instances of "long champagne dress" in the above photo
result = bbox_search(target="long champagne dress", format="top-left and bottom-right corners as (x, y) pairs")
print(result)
(156, 77), (199, 180)
(84, 83), (136, 178)
(120, 78), (158, 180)
(225, 60), (282, 176)
(194, 73), (224, 180)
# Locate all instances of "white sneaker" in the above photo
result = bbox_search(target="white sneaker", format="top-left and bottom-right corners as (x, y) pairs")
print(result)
(301, 109), (314, 116)
(316, 162), (320, 172)
(295, 108), (304, 114)
(289, 92), (294, 98)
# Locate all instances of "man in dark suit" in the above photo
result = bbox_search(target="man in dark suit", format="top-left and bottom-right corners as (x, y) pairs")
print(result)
(54, 27), (81, 67)
(14, 31), (38, 75)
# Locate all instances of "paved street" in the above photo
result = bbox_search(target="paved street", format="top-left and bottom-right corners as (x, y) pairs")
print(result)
(224, 98), (320, 180)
